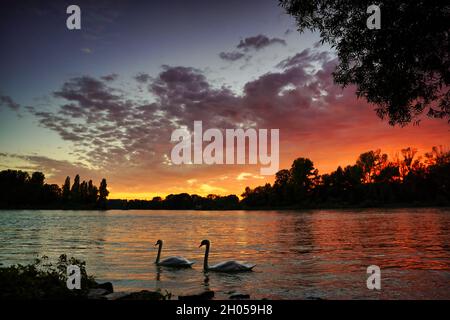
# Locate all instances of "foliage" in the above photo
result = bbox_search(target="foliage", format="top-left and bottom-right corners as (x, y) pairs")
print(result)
(108, 193), (240, 210)
(0, 171), (108, 209)
(1, 146), (448, 210)
(241, 146), (450, 208)
(0, 255), (96, 299)
(280, 0), (449, 125)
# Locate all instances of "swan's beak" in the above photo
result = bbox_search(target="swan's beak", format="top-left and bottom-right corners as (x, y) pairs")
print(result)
(199, 244), (203, 248)
(154, 242), (158, 246)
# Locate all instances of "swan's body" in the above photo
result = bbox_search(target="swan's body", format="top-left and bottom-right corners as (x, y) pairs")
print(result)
(157, 256), (195, 267)
(154, 240), (195, 268)
(208, 260), (256, 272)
(199, 240), (255, 272)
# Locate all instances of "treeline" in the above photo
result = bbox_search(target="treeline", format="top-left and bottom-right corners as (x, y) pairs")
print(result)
(108, 193), (240, 210)
(1, 146), (449, 211)
(241, 146), (450, 208)
(0, 170), (109, 209)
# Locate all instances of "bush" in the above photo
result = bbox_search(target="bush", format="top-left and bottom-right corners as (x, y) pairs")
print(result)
(0, 254), (96, 299)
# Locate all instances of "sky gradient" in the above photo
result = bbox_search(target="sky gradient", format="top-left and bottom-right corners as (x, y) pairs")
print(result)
(1, 0), (449, 199)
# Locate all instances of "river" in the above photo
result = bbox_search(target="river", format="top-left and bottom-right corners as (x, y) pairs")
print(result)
(1, 208), (449, 299)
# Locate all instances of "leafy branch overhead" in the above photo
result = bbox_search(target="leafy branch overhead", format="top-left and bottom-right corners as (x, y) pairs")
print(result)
(280, 0), (449, 125)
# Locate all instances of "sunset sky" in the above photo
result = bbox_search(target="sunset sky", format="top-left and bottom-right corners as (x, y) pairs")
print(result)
(0, 0), (449, 199)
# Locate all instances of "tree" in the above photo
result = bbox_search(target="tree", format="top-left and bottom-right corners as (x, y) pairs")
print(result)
(71, 174), (80, 202)
(30, 172), (45, 186)
(424, 145), (450, 166)
(27, 172), (46, 204)
(273, 169), (293, 205)
(289, 157), (318, 202)
(399, 147), (418, 178)
(164, 193), (194, 209)
(62, 176), (71, 202)
(356, 150), (387, 183)
(0, 171), (106, 209)
(98, 178), (109, 208)
(280, 0), (449, 125)
(80, 181), (88, 203)
(374, 164), (400, 183)
(274, 168), (289, 185)
(241, 184), (273, 207)
(87, 180), (98, 203)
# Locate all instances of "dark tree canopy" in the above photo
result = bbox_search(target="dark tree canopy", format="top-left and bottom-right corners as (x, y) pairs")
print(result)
(280, 0), (449, 125)
(0, 171), (108, 209)
(241, 146), (450, 208)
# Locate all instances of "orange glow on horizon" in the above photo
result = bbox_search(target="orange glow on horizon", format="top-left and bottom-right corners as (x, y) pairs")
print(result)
(106, 141), (449, 200)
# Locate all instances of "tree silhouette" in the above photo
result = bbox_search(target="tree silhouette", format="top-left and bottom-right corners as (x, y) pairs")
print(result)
(356, 149), (388, 183)
(98, 178), (109, 208)
(241, 146), (450, 208)
(0, 172), (107, 209)
(280, 0), (449, 125)
(273, 169), (293, 205)
(399, 147), (418, 178)
(71, 174), (80, 202)
(30, 172), (45, 186)
(290, 157), (318, 202)
(87, 180), (98, 203)
(62, 176), (71, 202)
(80, 180), (88, 203)
(1, 148), (448, 210)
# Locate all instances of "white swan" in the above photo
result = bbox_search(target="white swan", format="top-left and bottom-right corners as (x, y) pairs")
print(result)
(199, 239), (255, 272)
(154, 239), (195, 268)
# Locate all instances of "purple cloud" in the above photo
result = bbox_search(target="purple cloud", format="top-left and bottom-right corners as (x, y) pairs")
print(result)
(134, 73), (152, 83)
(19, 48), (379, 190)
(219, 51), (246, 62)
(101, 73), (119, 82)
(237, 34), (286, 51)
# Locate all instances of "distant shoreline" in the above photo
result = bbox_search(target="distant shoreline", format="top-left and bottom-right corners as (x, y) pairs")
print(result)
(1, 203), (449, 211)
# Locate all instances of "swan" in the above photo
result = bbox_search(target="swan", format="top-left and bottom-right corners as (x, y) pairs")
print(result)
(199, 239), (255, 272)
(154, 239), (195, 268)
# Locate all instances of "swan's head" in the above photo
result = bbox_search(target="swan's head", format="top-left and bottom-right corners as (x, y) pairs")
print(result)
(199, 239), (210, 247)
(154, 239), (163, 246)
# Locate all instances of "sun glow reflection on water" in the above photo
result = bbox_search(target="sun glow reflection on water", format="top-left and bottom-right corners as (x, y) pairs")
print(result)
(0, 208), (449, 299)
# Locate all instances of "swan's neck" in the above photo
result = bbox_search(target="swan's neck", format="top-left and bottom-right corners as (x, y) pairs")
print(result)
(203, 243), (210, 271)
(156, 242), (162, 263)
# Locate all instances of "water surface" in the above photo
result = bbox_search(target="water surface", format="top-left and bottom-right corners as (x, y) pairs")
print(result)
(1, 208), (449, 299)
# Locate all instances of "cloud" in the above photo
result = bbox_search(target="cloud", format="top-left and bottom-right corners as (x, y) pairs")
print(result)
(101, 73), (118, 82)
(237, 34), (286, 51)
(81, 48), (92, 54)
(23, 48), (342, 181)
(134, 73), (152, 83)
(3, 153), (101, 182)
(276, 49), (330, 69)
(27, 75), (173, 176)
(199, 184), (227, 194)
(187, 179), (198, 185)
(236, 172), (264, 181)
(219, 34), (286, 64)
(0, 94), (20, 111)
(219, 51), (246, 62)
(15, 46), (449, 195)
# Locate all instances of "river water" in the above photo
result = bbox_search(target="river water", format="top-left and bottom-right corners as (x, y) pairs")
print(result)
(0, 208), (449, 299)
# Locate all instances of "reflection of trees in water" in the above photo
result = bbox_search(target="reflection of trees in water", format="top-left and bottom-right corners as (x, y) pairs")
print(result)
(275, 212), (315, 255)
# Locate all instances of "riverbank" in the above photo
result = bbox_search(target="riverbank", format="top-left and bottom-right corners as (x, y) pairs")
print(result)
(0, 255), (173, 300)
(0, 255), (252, 300)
